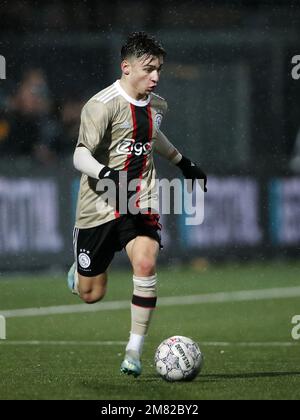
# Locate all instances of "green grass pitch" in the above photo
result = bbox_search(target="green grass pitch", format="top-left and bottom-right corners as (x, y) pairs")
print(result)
(0, 262), (300, 400)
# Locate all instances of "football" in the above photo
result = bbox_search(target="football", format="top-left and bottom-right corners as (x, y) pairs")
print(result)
(154, 336), (203, 382)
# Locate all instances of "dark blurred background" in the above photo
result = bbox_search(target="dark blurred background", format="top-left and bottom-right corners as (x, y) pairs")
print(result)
(1, 0), (300, 271)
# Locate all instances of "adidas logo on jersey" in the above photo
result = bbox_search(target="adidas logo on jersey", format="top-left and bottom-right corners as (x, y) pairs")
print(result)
(119, 121), (131, 129)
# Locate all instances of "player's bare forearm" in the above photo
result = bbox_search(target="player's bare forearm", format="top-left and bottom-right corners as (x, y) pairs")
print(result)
(154, 130), (207, 192)
(154, 130), (182, 164)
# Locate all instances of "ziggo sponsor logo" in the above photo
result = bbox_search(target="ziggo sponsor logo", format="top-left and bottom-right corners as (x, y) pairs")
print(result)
(116, 139), (152, 157)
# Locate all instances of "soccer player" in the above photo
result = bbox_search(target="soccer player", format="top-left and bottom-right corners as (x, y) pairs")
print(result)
(68, 32), (207, 377)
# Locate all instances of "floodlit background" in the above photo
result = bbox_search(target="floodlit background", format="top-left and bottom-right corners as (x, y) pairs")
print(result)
(0, 0), (300, 401)
(1, 0), (300, 269)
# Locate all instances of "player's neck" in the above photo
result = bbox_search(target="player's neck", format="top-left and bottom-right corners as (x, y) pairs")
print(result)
(119, 78), (148, 102)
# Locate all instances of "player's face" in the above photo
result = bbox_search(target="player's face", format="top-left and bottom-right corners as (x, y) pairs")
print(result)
(125, 55), (164, 98)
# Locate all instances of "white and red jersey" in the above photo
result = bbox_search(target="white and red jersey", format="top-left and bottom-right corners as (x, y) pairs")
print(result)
(75, 80), (167, 229)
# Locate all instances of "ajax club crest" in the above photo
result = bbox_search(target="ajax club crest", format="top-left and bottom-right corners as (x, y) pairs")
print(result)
(154, 113), (163, 130)
(78, 250), (91, 269)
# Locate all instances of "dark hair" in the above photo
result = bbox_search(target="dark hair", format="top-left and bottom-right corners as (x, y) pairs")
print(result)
(121, 32), (166, 61)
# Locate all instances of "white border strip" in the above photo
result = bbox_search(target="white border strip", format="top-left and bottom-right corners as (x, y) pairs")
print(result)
(0, 340), (297, 348)
(1, 286), (300, 319)
(0, 340), (127, 346)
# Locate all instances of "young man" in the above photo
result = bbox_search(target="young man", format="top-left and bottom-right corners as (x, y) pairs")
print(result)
(68, 32), (207, 377)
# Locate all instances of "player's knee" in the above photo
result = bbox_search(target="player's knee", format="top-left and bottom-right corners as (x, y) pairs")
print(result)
(81, 287), (106, 304)
(133, 256), (156, 277)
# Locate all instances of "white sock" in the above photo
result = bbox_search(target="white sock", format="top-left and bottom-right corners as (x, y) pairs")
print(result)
(126, 333), (145, 356)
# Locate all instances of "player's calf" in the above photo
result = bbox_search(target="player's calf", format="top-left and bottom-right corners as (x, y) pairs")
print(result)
(121, 274), (157, 376)
(67, 266), (108, 304)
(79, 274), (107, 304)
(80, 288), (106, 304)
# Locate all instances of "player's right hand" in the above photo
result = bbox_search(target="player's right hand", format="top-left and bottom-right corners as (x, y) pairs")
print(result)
(98, 166), (122, 209)
(98, 166), (120, 185)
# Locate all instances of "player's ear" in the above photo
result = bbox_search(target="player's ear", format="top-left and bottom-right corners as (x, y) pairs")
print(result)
(121, 60), (130, 76)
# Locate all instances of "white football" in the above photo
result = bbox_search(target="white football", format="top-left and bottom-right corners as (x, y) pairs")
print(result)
(154, 336), (204, 382)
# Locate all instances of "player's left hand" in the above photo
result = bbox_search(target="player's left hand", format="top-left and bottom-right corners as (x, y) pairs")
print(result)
(176, 155), (207, 192)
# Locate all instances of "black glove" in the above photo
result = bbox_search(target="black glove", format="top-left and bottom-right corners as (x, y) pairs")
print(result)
(177, 156), (207, 192)
(98, 166), (121, 208)
(98, 166), (135, 212)
(98, 166), (120, 186)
